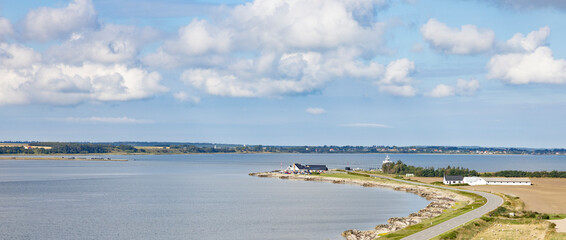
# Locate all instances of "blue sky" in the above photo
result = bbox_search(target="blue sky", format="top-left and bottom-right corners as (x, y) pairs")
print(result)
(1, 0), (566, 148)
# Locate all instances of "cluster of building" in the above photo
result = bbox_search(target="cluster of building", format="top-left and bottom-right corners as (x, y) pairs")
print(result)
(443, 176), (531, 186)
(285, 163), (328, 174)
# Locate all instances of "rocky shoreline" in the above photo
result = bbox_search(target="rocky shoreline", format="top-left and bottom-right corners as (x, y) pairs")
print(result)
(249, 172), (471, 240)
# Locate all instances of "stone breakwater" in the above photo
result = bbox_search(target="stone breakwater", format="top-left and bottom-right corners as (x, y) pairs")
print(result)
(249, 172), (470, 240)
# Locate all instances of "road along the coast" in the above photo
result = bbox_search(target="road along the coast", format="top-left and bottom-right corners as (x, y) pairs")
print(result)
(366, 174), (503, 240)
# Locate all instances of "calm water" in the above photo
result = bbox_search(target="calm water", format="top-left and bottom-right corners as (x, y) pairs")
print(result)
(1, 154), (565, 240)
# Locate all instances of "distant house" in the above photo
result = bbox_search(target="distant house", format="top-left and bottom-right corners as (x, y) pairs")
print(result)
(443, 175), (464, 185)
(482, 177), (531, 185)
(287, 163), (308, 172)
(306, 165), (328, 172)
(286, 163), (328, 173)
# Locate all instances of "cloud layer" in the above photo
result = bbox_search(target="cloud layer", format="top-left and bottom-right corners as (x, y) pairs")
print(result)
(0, 44), (167, 105)
(148, 0), (408, 98)
(421, 19), (495, 54)
(21, 0), (98, 42)
(0, 1), (167, 105)
(3, 0), (565, 107)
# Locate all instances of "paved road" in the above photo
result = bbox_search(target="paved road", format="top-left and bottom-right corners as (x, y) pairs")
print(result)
(366, 174), (503, 240)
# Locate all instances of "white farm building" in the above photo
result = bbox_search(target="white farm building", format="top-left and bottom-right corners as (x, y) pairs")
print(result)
(443, 176), (464, 185)
(462, 176), (531, 186)
(462, 177), (486, 186)
(481, 177), (531, 185)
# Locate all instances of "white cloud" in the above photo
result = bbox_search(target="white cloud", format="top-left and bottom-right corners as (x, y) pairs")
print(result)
(505, 26), (550, 52)
(46, 24), (160, 64)
(0, 42), (41, 69)
(163, 19), (231, 56)
(0, 18), (14, 40)
(180, 49), (393, 98)
(142, 0), (401, 98)
(170, 0), (387, 53)
(320, 48), (385, 78)
(427, 84), (455, 98)
(456, 79), (480, 95)
(0, 44), (168, 105)
(379, 58), (415, 85)
(53, 117), (154, 124)
(378, 85), (418, 97)
(345, 123), (392, 128)
(20, 0), (98, 41)
(181, 63), (325, 98)
(487, 27), (566, 85)
(173, 91), (200, 103)
(150, 0), (388, 64)
(420, 18), (495, 54)
(426, 79), (480, 98)
(228, 0), (387, 51)
(306, 107), (325, 115)
(487, 46), (566, 84)
(376, 58), (417, 97)
(0, 1), (169, 106)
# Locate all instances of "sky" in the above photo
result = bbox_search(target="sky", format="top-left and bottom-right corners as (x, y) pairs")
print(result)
(1, 0), (566, 148)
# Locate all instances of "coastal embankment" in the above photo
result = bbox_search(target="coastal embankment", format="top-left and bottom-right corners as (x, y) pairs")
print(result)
(249, 172), (472, 240)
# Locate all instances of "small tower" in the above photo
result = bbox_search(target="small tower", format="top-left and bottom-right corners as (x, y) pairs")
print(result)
(382, 155), (392, 165)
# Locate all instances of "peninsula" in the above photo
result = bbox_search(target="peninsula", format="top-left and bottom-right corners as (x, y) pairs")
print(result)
(250, 170), (490, 239)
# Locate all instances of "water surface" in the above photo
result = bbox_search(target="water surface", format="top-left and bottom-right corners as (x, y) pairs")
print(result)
(0, 154), (429, 240)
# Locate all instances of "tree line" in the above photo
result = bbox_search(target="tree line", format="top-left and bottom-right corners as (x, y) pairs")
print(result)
(381, 160), (479, 177)
(0, 142), (240, 154)
(3, 142), (566, 155)
(380, 160), (566, 178)
(483, 170), (566, 178)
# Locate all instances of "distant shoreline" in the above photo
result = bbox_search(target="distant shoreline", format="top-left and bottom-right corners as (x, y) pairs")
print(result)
(3, 142), (566, 155)
(0, 152), (560, 156)
(0, 156), (128, 161)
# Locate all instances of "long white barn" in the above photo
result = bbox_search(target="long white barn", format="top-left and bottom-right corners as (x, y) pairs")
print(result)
(463, 177), (531, 186)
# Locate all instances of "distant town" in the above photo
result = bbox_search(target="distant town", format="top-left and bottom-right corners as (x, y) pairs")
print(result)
(1, 141), (566, 155)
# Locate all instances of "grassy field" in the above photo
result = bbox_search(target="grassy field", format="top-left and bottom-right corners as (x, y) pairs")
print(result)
(432, 193), (566, 240)
(407, 176), (566, 214)
(322, 172), (566, 239)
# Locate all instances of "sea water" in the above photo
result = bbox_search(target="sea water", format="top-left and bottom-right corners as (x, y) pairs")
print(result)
(1, 154), (564, 239)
